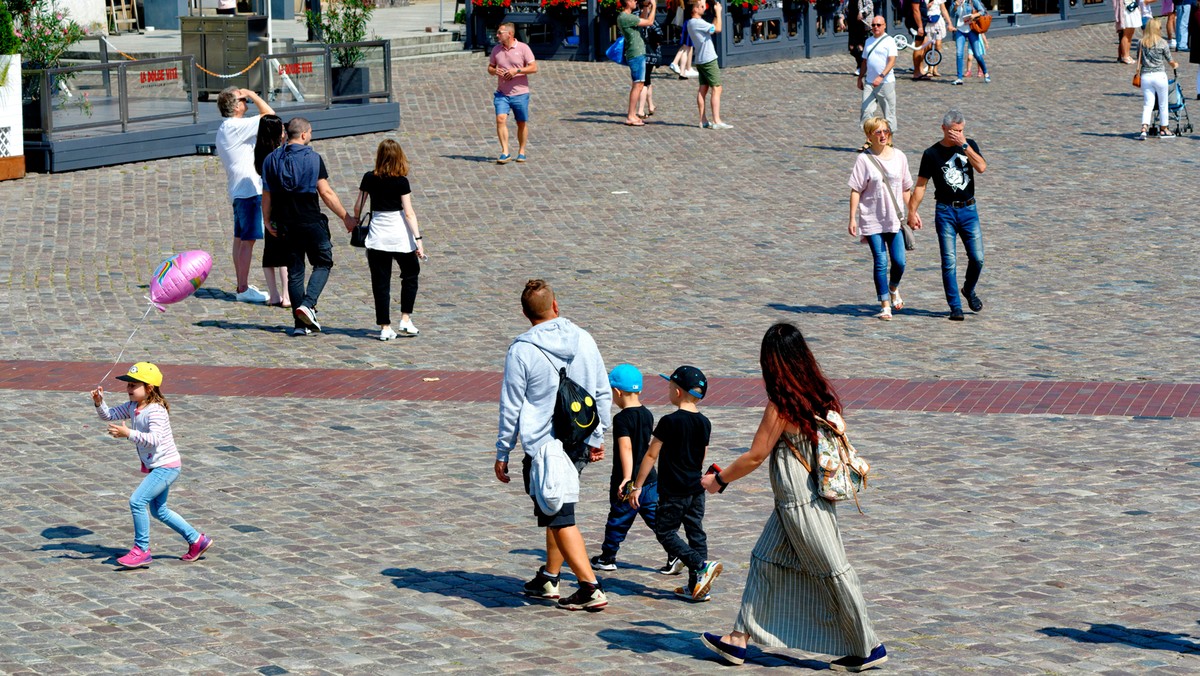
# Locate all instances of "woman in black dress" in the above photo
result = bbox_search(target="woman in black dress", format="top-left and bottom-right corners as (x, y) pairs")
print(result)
(253, 114), (289, 307)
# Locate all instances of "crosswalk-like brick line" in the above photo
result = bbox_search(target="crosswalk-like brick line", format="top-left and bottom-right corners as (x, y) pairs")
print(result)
(5, 361), (1197, 418)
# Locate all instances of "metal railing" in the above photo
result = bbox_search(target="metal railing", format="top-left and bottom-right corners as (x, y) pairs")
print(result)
(24, 55), (200, 135)
(24, 40), (393, 138)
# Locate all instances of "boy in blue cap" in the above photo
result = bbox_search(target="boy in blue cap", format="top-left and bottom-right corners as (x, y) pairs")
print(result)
(591, 364), (674, 573)
(630, 365), (722, 601)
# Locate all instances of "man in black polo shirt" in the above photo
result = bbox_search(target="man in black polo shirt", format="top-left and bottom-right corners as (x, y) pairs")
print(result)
(908, 108), (988, 321)
(261, 118), (355, 336)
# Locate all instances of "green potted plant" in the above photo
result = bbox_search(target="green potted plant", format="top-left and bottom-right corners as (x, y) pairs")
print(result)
(307, 0), (375, 102)
(0, 0), (24, 179)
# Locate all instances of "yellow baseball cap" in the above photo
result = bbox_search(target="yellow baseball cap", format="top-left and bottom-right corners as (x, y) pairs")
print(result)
(116, 362), (163, 387)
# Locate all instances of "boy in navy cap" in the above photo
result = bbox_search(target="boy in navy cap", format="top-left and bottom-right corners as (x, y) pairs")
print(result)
(630, 365), (722, 601)
(590, 364), (673, 573)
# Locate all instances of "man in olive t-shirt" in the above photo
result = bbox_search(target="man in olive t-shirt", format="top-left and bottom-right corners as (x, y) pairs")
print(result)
(618, 0), (656, 126)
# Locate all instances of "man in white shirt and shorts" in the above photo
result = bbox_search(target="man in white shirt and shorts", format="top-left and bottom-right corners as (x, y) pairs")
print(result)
(215, 86), (274, 303)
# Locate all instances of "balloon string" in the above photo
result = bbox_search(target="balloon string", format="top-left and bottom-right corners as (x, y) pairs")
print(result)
(97, 303), (155, 387)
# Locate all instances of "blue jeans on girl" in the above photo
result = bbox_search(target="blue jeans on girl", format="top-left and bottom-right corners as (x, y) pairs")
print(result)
(129, 467), (199, 550)
(865, 231), (906, 301)
(954, 30), (987, 79)
(934, 203), (984, 312)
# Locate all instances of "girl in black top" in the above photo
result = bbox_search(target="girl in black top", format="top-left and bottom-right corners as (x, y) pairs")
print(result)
(354, 140), (426, 341)
(253, 115), (289, 307)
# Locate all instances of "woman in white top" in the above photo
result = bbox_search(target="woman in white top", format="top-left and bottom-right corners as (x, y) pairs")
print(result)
(354, 140), (427, 341)
(847, 116), (914, 321)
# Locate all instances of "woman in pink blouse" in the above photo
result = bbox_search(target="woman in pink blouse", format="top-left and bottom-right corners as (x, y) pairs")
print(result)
(847, 116), (914, 321)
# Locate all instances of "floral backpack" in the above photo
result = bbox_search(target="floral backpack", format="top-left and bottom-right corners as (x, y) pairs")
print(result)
(783, 411), (871, 512)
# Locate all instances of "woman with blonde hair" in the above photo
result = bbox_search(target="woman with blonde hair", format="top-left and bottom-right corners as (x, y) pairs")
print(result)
(1136, 17), (1179, 140)
(355, 139), (427, 341)
(847, 116), (914, 321)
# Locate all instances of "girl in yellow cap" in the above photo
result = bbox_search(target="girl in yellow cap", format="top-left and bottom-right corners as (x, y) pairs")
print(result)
(90, 362), (212, 568)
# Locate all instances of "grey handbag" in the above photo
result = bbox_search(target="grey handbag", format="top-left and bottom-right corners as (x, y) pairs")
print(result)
(864, 151), (916, 251)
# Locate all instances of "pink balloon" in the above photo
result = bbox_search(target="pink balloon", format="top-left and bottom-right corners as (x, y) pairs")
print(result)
(149, 250), (213, 311)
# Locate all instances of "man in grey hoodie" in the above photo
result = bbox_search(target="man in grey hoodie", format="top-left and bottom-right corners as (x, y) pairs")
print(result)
(495, 279), (613, 611)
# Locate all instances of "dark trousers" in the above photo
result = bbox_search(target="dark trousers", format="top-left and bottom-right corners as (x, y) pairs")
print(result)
(286, 219), (334, 327)
(599, 481), (659, 558)
(366, 248), (420, 325)
(654, 492), (707, 583)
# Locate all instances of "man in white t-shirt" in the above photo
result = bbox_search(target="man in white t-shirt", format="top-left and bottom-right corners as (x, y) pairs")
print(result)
(857, 17), (897, 132)
(215, 86), (274, 303)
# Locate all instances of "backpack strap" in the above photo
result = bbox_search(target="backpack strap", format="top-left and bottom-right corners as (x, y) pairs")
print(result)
(780, 433), (813, 474)
(531, 344), (569, 381)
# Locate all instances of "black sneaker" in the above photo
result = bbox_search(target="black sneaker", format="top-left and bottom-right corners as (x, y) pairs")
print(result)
(830, 643), (888, 672)
(557, 584), (608, 611)
(590, 554), (617, 572)
(522, 567), (560, 599)
(657, 556), (685, 575)
(962, 288), (983, 312)
(949, 309), (965, 321)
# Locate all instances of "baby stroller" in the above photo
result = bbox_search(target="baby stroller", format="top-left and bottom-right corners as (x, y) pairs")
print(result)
(1167, 69), (1193, 137)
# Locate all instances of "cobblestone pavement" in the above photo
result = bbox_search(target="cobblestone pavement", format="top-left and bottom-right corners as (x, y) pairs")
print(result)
(0, 22), (1199, 674)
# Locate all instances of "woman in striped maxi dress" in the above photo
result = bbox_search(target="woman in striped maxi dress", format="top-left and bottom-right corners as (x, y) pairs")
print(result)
(699, 322), (887, 672)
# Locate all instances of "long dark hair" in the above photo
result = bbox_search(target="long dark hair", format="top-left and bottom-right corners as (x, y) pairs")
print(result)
(760, 322), (841, 446)
(253, 114), (285, 176)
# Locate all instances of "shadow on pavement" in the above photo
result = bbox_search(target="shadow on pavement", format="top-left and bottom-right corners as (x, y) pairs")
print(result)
(194, 320), (380, 340)
(1039, 624), (1200, 653)
(441, 154), (497, 163)
(381, 567), (534, 608)
(598, 619), (827, 668)
(38, 526), (124, 564)
(768, 302), (946, 319)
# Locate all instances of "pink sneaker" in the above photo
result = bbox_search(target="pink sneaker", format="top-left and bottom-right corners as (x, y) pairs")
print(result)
(117, 546), (152, 567)
(181, 534), (212, 562)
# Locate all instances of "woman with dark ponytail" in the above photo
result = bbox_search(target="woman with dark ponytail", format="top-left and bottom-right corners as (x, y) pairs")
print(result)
(699, 323), (886, 672)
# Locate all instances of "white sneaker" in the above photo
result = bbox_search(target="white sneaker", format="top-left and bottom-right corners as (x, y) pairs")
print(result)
(684, 69), (699, 78)
(1170, 39), (1177, 49)
(379, 326), (397, 341)
(710, 122), (734, 130)
(668, 62), (681, 75)
(294, 305), (321, 332)
(398, 319), (419, 336)
(235, 285), (269, 303)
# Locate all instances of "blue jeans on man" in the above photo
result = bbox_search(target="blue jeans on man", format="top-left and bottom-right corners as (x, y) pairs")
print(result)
(934, 202), (984, 312)
(1178, 4), (1192, 50)
(599, 481), (659, 558)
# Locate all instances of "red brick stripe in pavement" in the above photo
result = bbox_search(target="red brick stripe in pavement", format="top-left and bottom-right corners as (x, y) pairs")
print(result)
(2, 360), (1197, 418)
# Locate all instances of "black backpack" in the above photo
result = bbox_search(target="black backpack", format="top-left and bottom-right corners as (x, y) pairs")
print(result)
(534, 346), (600, 458)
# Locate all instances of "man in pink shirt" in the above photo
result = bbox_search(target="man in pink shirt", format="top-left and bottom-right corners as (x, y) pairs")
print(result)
(487, 23), (538, 164)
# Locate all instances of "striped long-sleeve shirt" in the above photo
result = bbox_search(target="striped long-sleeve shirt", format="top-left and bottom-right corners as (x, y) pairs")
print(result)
(97, 401), (181, 472)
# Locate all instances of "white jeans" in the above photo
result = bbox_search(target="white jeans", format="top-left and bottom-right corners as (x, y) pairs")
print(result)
(860, 79), (897, 131)
(1141, 71), (1170, 127)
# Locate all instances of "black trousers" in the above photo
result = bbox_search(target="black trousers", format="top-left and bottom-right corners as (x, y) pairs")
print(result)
(366, 248), (420, 325)
(654, 492), (707, 582)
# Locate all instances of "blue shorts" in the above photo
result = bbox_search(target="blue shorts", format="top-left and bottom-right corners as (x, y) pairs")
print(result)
(628, 55), (647, 82)
(232, 196), (263, 240)
(493, 91), (530, 122)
